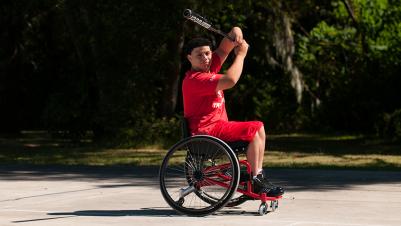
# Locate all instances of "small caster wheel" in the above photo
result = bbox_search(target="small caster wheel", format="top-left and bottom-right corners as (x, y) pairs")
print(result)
(176, 198), (184, 206)
(258, 203), (268, 215)
(271, 200), (278, 212)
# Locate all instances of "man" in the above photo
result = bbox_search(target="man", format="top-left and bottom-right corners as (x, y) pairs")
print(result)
(182, 27), (284, 196)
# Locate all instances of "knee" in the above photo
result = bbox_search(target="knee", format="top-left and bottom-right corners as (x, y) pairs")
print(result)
(258, 126), (266, 141)
(251, 130), (260, 143)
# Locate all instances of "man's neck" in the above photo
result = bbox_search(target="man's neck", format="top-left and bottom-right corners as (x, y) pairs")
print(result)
(191, 67), (209, 72)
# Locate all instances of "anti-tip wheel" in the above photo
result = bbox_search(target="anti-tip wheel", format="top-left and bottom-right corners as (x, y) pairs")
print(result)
(258, 203), (268, 216)
(271, 200), (279, 212)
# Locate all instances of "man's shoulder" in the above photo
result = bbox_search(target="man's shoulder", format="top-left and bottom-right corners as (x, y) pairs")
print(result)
(183, 71), (220, 95)
(184, 71), (213, 81)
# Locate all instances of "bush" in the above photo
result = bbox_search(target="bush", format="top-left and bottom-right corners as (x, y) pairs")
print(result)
(114, 116), (181, 148)
(376, 109), (401, 142)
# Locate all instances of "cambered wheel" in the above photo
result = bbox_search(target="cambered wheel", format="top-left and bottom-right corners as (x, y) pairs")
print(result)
(159, 135), (240, 216)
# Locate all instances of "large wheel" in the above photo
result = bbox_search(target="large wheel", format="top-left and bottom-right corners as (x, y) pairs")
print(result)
(159, 135), (240, 216)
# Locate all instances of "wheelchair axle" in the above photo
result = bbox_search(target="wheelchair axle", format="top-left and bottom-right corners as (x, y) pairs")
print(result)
(179, 185), (196, 199)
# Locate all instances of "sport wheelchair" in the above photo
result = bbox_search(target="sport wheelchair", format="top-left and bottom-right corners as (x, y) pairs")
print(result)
(159, 119), (282, 216)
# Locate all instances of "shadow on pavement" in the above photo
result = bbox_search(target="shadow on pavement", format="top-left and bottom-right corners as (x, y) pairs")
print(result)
(48, 208), (178, 217)
(47, 207), (262, 218)
(11, 208), (179, 223)
(1, 165), (401, 192)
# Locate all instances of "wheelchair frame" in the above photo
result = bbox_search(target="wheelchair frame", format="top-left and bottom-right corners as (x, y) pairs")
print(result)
(159, 120), (281, 216)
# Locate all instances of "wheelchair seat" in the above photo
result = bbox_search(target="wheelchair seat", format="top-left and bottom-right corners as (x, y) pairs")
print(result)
(181, 117), (248, 153)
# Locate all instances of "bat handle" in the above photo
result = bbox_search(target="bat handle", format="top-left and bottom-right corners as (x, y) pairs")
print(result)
(209, 27), (234, 42)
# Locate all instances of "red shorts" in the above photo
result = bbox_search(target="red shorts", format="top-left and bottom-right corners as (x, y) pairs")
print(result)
(208, 120), (264, 142)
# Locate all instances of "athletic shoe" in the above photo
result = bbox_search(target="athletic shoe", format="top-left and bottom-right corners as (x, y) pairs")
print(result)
(253, 174), (284, 197)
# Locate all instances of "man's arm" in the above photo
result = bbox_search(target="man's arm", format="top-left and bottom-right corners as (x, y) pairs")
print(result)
(214, 27), (243, 64)
(214, 27), (249, 91)
(216, 39), (249, 91)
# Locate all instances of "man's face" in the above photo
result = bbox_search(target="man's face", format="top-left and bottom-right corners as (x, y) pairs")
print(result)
(187, 46), (212, 72)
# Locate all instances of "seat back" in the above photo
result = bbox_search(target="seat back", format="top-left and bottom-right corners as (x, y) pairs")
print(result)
(181, 117), (191, 139)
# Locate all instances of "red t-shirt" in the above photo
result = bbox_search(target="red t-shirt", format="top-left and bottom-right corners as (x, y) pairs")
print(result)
(183, 52), (228, 135)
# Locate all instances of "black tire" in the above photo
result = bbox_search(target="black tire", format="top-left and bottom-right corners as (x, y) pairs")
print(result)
(225, 194), (250, 207)
(197, 192), (249, 207)
(159, 135), (240, 216)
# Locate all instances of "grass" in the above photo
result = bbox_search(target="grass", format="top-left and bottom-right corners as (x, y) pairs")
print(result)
(265, 151), (401, 169)
(265, 133), (401, 169)
(0, 131), (400, 169)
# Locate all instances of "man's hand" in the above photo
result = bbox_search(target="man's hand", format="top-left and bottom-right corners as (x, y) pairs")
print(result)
(215, 26), (246, 66)
(228, 27), (244, 46)
(234, 40), (249, 57)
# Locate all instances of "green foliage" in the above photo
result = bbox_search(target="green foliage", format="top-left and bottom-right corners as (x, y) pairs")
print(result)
(114, 116), (181, 148)
(1, 0), (401, 147)
(376, 109), (401, 142)
(295, 0), (401, 132)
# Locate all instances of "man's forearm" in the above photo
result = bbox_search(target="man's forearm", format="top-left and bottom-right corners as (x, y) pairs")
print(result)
(218, 37), (236, 55)
(215, 27), (243, 64)
(215, 28), (248, 91)
(226, 54), (245, 84)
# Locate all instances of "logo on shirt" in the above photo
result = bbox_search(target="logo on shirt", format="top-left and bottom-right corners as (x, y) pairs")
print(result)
(212, 90), (224, 109)
(210, 74), (216, 81)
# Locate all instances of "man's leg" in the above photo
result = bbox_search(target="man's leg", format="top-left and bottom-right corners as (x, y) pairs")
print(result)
(257, 126), (266, 171)
(209, 120), (284, 195)
(247, 128), (266, 176)
(208, 120), (266, 176)
(221, 122), (283, 196)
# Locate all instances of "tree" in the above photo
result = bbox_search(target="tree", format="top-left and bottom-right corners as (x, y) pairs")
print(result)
(296, 0), (401, 131)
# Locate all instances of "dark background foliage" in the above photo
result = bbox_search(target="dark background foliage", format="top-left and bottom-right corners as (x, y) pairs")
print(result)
(1, 0), (400, 146)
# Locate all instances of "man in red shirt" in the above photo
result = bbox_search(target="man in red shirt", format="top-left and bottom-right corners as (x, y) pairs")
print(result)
(182, 27), (284, 196)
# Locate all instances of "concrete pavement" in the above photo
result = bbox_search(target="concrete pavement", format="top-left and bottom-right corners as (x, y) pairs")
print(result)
(1, 165), (401, 226)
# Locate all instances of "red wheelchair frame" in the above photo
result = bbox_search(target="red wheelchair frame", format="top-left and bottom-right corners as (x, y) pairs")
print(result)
(199, 158), (281, 214)
(159, 118), (282, 216)
(159, 119), (282, 216)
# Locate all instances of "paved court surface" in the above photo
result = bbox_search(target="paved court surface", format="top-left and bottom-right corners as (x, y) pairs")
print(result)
(1, 165), (401, 226)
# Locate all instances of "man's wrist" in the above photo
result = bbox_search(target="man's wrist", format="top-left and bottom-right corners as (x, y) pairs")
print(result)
(235, 53), (246, 59)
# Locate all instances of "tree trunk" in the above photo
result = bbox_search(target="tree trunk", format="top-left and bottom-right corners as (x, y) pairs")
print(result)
(63, 1), (101, 136)
(267, 3), (304, 103)
(160, 28), (185, 117)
